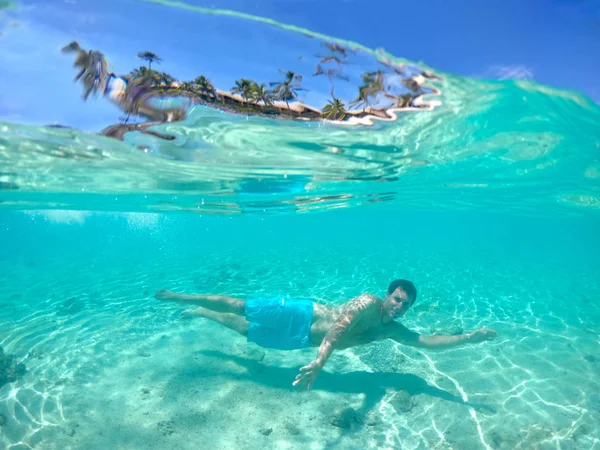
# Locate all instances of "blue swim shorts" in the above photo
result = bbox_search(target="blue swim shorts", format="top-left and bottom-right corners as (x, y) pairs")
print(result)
(245, 296), (314, 350)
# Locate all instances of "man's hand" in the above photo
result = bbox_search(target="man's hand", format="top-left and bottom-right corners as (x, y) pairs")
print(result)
(468, 328), (498, 343)
(293, 359), (324, 391)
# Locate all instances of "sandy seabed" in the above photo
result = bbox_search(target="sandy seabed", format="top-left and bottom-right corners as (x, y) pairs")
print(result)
(1, 214), (599, 450)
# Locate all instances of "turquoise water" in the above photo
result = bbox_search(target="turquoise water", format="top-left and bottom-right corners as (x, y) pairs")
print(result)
(1, 211), (599, 449)
(1, 0), (600, 449)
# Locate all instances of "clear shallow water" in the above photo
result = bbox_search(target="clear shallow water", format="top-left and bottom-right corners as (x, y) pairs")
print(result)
(1, 1), (600, 449)
(1, 210), (599, 449)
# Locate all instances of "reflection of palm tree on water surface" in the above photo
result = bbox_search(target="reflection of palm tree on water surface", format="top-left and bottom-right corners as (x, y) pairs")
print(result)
(137, 51), (162, 71)
(270, 70), (306, 109)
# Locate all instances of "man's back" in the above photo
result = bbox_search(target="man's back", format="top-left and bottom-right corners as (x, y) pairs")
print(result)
(308, 294), (390, 347)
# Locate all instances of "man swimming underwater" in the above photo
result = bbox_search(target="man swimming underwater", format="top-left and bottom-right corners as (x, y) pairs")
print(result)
(155, 279), (498, 390)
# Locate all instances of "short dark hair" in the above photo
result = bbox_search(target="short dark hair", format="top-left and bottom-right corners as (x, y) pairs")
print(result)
(387, 279), (417, 303)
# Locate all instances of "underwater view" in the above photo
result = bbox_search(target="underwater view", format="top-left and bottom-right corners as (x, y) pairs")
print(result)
(1, 0), (600, 449)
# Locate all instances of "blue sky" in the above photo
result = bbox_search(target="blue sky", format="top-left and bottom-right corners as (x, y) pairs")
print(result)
(237, 0), (600, 99)
(0, 0), (598, 131)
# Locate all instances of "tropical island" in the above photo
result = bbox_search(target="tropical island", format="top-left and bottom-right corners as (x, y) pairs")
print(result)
(61, 41), (442, 141)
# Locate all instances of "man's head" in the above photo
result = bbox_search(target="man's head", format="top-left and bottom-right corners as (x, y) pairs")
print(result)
(383, 279), (417, 319)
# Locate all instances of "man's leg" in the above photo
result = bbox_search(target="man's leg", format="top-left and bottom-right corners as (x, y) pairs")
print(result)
(155, 290), (245, 315)
(183, 307), (249, 336)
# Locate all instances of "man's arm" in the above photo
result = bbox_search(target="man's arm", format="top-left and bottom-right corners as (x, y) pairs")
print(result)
(390, 323), (498, 350)
(293, 294), (378, 390)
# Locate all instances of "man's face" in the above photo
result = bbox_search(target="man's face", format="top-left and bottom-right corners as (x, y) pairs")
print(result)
(384, 288), (412, 319)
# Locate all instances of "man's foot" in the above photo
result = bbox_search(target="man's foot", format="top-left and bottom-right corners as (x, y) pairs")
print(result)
(155, 289), (178, 301)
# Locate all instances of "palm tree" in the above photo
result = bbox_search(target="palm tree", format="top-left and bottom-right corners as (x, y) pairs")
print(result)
(322, 98), (347, 121)
(350, 70), (385, 111)
(250, 83), (273, 106)
(382, 92), (414, 108)
(314, 66), (349, 98)
(231, 78), (255, 104)
(180, 81), (196, 92)
(61, 41), (110, 101)
(402, 77), (422, 94)
(380, 58), (407, 77)
(349, 87), (369, 111)
(157, 71), (175, 86)
(270, 71), (305, 108)
(193, 76), (216, 97)
(129, 66), (161, 86)
(137, 51), (162, 70)
(313, 42), (351, 98)
(365, 71), (386, 93)
(323, 42), (353, 58)
(130, 66), (148, 79)
(395, 93), (414, 108)
(317, 55), (346, 65)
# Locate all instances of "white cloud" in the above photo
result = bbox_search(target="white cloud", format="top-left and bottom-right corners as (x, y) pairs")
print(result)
(487, 65), (535, 80)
